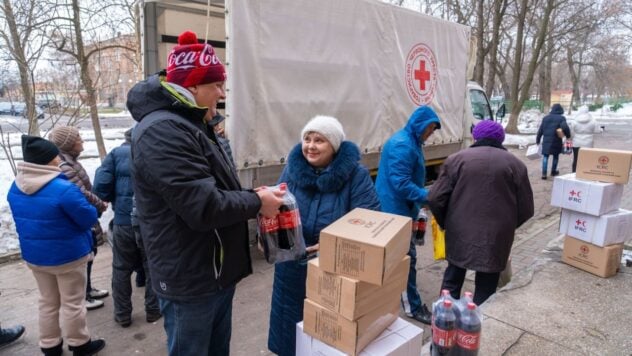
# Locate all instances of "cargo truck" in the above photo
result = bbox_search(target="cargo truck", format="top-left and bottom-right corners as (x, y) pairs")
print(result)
(138, 0), (504, 187)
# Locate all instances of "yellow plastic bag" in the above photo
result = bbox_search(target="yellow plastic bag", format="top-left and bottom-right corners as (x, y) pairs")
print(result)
(431, 216), (446, 260)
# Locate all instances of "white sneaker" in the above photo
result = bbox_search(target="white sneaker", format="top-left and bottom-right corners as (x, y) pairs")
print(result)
(88, 288), (109, 299)
(85, 298), (104, 311)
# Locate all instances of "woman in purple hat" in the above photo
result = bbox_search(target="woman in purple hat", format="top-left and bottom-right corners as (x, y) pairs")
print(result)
(428, 120), (534, 305)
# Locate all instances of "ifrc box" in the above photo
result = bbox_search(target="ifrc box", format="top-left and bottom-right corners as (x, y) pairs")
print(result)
(559, 209), (632, 247)
(296, 318), (423, 356)
(550, 174), (623, 216)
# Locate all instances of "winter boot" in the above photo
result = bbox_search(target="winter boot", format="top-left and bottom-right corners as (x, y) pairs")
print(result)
(69, 339), (105, 356)
(41, 340), (63, 356)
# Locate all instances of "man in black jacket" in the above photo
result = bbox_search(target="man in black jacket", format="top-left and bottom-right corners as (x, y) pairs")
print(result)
(127, 30), (283, 356)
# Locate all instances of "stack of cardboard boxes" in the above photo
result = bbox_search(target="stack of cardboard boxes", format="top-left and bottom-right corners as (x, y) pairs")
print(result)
(297, 208), (423, 355)
(551, 148), (632, 278)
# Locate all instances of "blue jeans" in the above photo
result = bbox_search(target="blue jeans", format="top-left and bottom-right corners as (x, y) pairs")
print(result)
(159, 286), (236, 356)
(542, 154), (559, 176)
(401, 237), (423, 315)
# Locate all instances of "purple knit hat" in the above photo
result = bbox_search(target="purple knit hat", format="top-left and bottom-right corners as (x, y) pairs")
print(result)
(472, 120), (505, 143)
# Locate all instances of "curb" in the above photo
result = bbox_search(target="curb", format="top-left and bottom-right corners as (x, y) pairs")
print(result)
(0, 251), (22, 265)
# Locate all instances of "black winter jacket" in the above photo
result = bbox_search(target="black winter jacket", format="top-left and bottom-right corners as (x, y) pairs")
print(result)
(536, 104), (571, 155)
(127, 75), (261, 301)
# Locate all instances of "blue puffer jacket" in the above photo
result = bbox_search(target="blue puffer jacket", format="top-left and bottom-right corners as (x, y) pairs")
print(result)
(93, 137), (133, 225)
(268, 141), (380, 356)
(7, 163), (98, 266)
(536, 104), (571, 156)
(375, 106), (441, 218)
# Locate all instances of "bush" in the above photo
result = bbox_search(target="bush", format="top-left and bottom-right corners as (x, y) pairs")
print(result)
(588, 103), (603, 112)
(611, 103), (623, 112)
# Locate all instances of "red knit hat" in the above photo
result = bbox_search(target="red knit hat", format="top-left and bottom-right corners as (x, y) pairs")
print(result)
(166, 31), (226, 87)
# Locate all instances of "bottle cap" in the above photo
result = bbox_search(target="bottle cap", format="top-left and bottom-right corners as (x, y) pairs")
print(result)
(279, 182), (287, 191)
(464, 291), (473, 298)
(444, 300), (453, 308)
(467, 302), (476, 310)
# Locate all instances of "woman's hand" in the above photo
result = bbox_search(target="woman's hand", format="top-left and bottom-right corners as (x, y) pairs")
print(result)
(306, 243), (319, 253)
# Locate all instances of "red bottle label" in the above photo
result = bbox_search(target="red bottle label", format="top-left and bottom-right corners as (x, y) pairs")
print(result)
(259, 216), (279, 233)
(417, 220), (426, 231)
(432, 325), (456, 347)
(278, 209), (299, 229)
(456, 330), (480, 350)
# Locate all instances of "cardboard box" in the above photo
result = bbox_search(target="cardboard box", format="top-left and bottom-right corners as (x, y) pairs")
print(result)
(576, 147), (632, 184)
(562, 236), (623, 278)
(302, 298), (399, 355)
(296, 318), (423, 356)
(306, 256), (409, 320)
(550, 174), (623, 216)
(559, 209), (632, 247)
(319, 208), (411, 285)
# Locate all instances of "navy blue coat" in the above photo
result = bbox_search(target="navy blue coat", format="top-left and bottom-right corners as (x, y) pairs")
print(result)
(93, 139), (133, 225)
(268, 141), (380, 356)
(536, 104), (570, 155)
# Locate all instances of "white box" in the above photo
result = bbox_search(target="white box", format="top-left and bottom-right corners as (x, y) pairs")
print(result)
(559, 209), (632, 247)
(296, 318), (423, 356)
(550, 174), (623, 216)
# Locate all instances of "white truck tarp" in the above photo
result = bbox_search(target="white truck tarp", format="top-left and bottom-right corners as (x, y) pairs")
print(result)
(226, 0), (470, 169)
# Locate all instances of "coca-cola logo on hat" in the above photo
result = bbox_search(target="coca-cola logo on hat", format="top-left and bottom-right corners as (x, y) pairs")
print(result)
(168, 45), (221, 71)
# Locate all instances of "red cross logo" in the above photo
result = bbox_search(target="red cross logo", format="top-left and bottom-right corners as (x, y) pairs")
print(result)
(348, 218), (365, 225)
(580, 245), (589, 254)
(569, 190), (576, 197)
(405, 43), (437, 106)
(414, 60), (431, 91)
(598, 156), (609, 165)
(575, 219), (582, 226)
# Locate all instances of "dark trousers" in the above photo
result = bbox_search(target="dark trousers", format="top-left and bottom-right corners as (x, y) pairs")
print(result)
(85, 248), (97, 295)
(441, 263), (500, 305)
(112, 224), (158, 321)
(401, 237), (423, 315)
(572, 147), (581, 173)
(159, 287), (236, 356)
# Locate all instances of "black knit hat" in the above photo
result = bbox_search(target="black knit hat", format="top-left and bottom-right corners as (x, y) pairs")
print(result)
(21, 135), (59, 165)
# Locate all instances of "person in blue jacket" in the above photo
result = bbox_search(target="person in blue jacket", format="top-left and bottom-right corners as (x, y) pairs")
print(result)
(375, 105), (441, 325)
(7, 135), (105, 356)
(536, 103), (570, 180)
(267, 115), (380, 356)
(93, 128), (161, 328)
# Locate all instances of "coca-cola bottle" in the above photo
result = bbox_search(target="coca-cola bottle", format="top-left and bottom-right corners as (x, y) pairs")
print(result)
(432, 299), (457, 356)
(455, 302), (481, 356)
(257, 189), (280, 262)
(413, 208), (428, 246)
(455, 291), (474, 321)
(433, 289), (456, 316)
(277, 183), (297, 250)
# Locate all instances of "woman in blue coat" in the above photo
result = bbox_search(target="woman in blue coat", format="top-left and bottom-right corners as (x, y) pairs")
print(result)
(536, 103), (570, 179)
(267, 116), (380, 356)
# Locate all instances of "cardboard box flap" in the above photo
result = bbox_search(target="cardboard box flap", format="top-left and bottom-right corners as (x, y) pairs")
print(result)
(320, 208), (412, 247)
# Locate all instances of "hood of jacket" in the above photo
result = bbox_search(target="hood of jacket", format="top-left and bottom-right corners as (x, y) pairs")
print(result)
(15, 162), (62, 195)
(285, 141), (361, 193)
(550, 103), (564, 115)
(405, 106), (441, 146)
(126, 74), (208, 124)
(574, 111), (593, 124)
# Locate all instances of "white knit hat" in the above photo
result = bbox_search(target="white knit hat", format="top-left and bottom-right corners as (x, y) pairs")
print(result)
(300, 115), (346, 152)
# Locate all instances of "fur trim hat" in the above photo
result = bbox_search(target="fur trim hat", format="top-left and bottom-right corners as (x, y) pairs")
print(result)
(49, 126), (81, 152)
(21, 135), (59, 165)
(301, 115), (346, 152)
(472, 120), (505, 143)
(166, 31), (226, 87)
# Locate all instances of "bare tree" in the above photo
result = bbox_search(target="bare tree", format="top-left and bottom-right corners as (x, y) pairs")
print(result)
(0, 0), (53, 136)
(47, 0), (136, 160)
(505, 0), (556, 134)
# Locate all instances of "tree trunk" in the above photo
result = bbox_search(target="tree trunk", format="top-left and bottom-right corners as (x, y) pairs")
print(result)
(473, 0), (485, 84)
(566, 47), (579, 114)
(3, 0), (39, 136)
(506, 0), (554, 134)
(484, 0), (507, 97)
(72, 0), (106, 160)
(505, 0), (528, 134)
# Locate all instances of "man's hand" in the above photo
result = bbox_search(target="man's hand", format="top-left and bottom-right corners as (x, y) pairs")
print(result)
(256, 189), (284, 218)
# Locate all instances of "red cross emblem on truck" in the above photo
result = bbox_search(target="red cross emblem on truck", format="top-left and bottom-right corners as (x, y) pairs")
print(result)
(405, 43), (437, 106)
